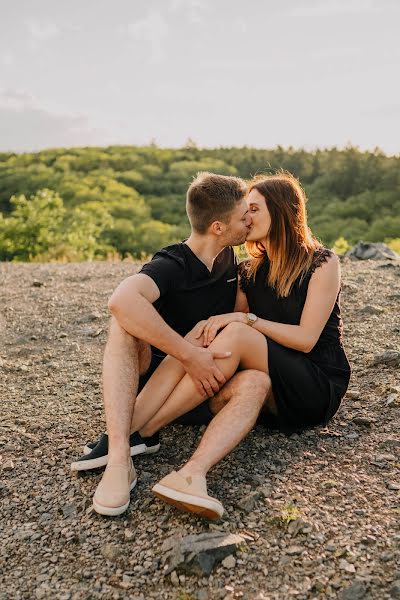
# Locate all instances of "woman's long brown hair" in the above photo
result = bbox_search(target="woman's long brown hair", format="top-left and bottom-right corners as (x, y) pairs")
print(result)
(244, 171), (321, 297)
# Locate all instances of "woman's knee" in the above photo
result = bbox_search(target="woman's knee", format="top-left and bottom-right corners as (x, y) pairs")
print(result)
(223, 321), (248, 335)
(223, 321), (266, 344)
(217, 321), (255, 346)
(219, 323), (268, 370)
(185, 320), (207, 345)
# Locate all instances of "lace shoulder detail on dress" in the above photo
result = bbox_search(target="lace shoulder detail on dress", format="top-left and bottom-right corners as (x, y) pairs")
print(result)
(310, 248), (333, 275)
(238, 260), (251, 292)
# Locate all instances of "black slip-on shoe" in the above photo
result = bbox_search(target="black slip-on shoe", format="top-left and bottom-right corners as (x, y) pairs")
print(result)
(83, 432), (106, 455)
(83, 431), (161, 457)
(71, 431), (160, 472)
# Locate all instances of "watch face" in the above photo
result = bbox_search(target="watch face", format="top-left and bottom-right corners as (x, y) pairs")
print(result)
(248, 313), (257, 323)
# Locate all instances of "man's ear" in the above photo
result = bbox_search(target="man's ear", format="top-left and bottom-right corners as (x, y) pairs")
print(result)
(209, 221), (224, 236)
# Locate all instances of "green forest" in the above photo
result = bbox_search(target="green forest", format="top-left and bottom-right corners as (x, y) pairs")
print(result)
(0, 144), (399, 261)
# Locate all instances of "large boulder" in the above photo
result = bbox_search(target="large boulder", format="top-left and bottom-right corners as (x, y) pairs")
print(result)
(345, 242), (399, 261)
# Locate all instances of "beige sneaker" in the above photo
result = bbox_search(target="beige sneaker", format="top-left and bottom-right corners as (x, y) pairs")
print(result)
(93, 461), (137, 516)
(152, 471), (224, 519)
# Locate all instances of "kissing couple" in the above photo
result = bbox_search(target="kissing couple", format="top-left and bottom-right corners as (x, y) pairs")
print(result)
(71, 171), (351, 519)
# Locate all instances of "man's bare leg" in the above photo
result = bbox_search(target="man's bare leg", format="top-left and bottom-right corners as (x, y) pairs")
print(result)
(92, 317), (153, 515)
(151, 369), (271, 517)
(103, 317), (151, 465)
(179, 369), (271, 478)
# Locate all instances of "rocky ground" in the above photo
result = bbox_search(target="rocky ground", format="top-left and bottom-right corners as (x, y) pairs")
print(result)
(0, 258), (399, 600)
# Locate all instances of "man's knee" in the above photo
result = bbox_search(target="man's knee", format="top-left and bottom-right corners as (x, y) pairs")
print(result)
(108, 316), (139, 344)
(235, 370), (271, 403)
(108, 315), (131, 339)
(107, 317), (150, 370)
(209, 370), (271, 416)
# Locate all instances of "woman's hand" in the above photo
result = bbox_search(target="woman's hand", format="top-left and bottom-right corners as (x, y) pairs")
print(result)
(195, 313), (247, 347)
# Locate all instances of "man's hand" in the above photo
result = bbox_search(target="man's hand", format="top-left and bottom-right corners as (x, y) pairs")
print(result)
(181, 345), (232, 399)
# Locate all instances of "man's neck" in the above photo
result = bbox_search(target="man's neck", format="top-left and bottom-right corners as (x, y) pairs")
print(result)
(185, 233), (226, 272)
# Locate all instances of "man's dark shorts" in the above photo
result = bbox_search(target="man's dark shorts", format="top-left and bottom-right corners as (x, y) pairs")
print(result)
(139, 351), (214, 426)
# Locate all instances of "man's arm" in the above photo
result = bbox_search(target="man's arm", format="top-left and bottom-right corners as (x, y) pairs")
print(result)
(108, 274), (230, 398)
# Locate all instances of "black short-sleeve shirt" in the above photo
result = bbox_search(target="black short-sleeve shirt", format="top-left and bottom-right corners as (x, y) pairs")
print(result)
(139, 243), (238, 355)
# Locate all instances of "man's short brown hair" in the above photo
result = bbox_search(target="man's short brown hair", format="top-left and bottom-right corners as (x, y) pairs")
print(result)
(186, 172), (247, 234)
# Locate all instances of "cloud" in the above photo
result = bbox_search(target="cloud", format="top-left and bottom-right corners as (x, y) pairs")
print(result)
(0, 89), (105, 152)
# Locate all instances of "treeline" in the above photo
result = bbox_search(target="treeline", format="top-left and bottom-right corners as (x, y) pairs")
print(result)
(0, 144), (399, 261)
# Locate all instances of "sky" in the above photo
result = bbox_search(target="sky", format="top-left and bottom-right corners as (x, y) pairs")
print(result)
(0, 0), (399, 154)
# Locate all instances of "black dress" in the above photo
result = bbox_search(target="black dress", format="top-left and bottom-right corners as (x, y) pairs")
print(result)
(239, 248), (351, 434)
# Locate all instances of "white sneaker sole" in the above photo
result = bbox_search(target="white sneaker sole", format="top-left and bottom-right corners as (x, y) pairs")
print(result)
(72, 444), (160, 472)
(152, 483), (224, 520)
(93, 477), (138, 516)
(82, 443), (148, 456)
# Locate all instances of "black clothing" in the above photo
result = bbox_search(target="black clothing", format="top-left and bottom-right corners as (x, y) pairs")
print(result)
(240, 248), (351, 434)
(140, 243), (238, 357)
(137, 242), (237, 426)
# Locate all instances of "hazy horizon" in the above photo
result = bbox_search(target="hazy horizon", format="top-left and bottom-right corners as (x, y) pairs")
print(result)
(1, 0), (399, 155)
(1, 141), (397, 159)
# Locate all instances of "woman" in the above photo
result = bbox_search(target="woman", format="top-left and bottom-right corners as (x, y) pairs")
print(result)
(130, 172), (351, 517)
(200, 172), (352, 433)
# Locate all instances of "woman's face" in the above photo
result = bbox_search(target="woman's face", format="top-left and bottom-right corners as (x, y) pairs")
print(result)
(246, 188), (271, 243)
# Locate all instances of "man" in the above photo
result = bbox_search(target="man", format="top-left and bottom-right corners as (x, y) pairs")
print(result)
(71, 172), (270, 517)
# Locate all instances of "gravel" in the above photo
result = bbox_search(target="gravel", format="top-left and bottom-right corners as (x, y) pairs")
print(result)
(0, 258), (399, 599)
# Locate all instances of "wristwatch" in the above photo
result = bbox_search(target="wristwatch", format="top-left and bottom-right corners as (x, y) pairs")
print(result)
(246, 312), (258, 326)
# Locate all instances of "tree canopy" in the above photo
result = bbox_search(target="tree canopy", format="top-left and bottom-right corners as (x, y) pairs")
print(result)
(0, 144), (398, 261)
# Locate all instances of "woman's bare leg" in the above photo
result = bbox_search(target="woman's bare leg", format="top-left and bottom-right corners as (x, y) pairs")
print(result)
(130, 355), (186, 433)
(139, 322), (269, 437)
(130, 324), (206, 433)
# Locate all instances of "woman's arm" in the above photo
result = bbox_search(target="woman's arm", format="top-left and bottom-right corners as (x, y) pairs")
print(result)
(251, 254), (340, 352)
(199, 254), (341, 352)
(234, 281), (249, 312)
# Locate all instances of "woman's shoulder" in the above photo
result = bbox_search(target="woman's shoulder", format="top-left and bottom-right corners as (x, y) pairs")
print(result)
(309, 247), (338, 275)
(238, 259), (251, 274)
(238, 260), (251, 290)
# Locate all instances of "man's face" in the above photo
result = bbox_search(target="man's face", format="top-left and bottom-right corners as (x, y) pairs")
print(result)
(221, 199), (252, 246)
